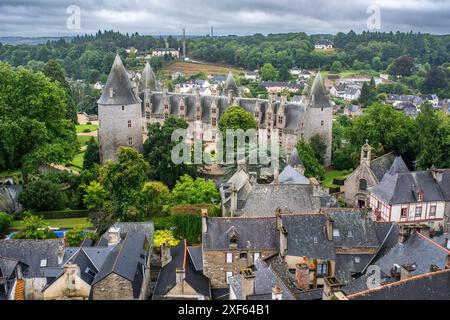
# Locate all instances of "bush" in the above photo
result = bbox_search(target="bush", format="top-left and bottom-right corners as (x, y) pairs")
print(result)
(332, 177), (346, 186)
(153, 230), (179, 249)
(0, 212), (12, 233)
(83, 128), (91, 133)
(86, 121), (92, 125)
(34, 209), (89, 219)
(65, 229), (98, 246)
(329, 186), (341, 194)
(12, 215), (58, 240)
(152, 216), (174, 230)
(18, 179), (66, 211)
(172, 212), (202, 245)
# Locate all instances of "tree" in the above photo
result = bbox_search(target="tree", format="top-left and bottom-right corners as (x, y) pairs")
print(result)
(218, 106), (257, 132)
(18, 179), (66, 211)
(0, 212), (12, 234)
(0, 63), (78, 183)
(387, 55), (414, 77)
(414, 103), (450, 170)
(144, 116), (198, 188)
(13, 214), (58, 240)
(140, 181), (170, 217)
(171, 175), (220, 205)
(260, 63), (279, 81)
(422, 66), (449, 97)
(295, 140), (325, 180)
(371, 56), (383, 71)
(309, 134), (327, 165)
(330, 61), (343, 73)
(83, 137), (100, 170)
(360, 77), (377, 106)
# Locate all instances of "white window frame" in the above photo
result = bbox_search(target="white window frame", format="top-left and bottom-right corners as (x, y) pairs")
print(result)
(226, 252), (233, 264)
(226, 271), (233, 284)
(253, 252), (261, 261)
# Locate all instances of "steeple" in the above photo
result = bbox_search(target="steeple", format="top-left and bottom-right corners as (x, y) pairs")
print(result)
(307, 72), (331, 109)
(223, 71), (239, 97)
(139, 62), (158, 91)
(360, 140), (371, 165)
(98, 55), (140, 105)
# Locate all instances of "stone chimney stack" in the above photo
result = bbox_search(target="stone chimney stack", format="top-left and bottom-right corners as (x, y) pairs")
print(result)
(249, 172), (257, 185)
(57, 245), (65, 265)
(107, 227), (121, 246)
(275, 207), (282, 231)
(273, 165), (279, 184)
(228, 90), (233, 105)
(240, 268), (255, 300)
(161, 242), (172, 267)
(325, 217), (334, 241)
(201, 208), (208, 234)
(271, 285), (283, 300)
(399, 225), (412, 243)
(176, 268), (186, 292)
(230, 183), (238, 217)
(309, 178), (321, 196)
(63, 263), (81, 290)
(322, 276), (344, 300)
(295, 263), (310, 291)
(279, 226), (288, 258)
(400, 264), (416, 281)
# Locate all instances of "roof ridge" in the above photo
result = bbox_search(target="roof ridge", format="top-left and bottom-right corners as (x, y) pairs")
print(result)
(347, 268), (450, 299)
(416, 232), (450, 254)
(209, 216), (276, 220)
(111, 233), (129, 273)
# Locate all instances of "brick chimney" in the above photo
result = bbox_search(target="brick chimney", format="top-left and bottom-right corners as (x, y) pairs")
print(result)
(107, 227), (121, 246)
(160, 242), (172, 267)
(295, 263), (310, 291)
(201, 208), (208, 234)
(325, 217), (334, 241)
(240, 268), (255, 300)
(271, 285), (283, 300)
(322, 276), (344, 300)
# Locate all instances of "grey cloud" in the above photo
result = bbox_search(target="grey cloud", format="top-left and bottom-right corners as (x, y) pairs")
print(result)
(0, 0), (449, 36)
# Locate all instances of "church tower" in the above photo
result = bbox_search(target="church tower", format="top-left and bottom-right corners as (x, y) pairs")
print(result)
(360, 140), (371, 166)
(97, 55), (143, 162)
(304, 72), (333, 166)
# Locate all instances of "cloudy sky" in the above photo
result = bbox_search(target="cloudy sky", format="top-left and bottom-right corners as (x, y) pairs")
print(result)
(0, 0), (449, 37)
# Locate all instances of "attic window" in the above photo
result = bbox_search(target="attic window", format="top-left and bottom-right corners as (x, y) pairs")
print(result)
(313, 237), (318, 244)
(348, 230), (354, 238)
(354, 257), (361, 264)
(109, 88), (114, 98)
(230, 235), (238, 245)
(122, 105), (125, 111)
(333, 229), (340, 237)
(85, 267), (96, 277)
(40, 259), (47, 267)
(239, 253), (247, 260)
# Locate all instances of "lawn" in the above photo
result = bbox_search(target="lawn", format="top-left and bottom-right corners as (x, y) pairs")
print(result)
(322, 169), (351, 188)
(320, 69), (379, 78)
(10, 217), (94, 231)
(163, 61), (245, 77)
(70, 152), (85, 169)
(77, 135), (96, 146)
(76, 124), (98, 134)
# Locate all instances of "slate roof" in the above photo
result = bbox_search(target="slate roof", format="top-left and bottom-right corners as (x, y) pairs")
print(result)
(0, 257), (19, 279)
(369, 152), (396, 182)
(100, 222), (155, 249)
(288, 148), (301, 167)
(223, 72), (239, 96)
(202, 217), (279, 251)
(0, 239), (65, 278)
(278, 165), (310, 185)
(369, 170), (448, 204)
(348, 269), (450, 300)
(139, 62), (158, 91)
(387, 156), (410, 175)
(153, 240), (210, 299)
(187, 246), (203, 272)
(436, 170), (450, 201)
(98, 55), (140, 105)
(306, 72), (331, 109)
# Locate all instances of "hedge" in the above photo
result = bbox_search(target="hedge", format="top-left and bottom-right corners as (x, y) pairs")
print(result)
(171, 212), (202, 245)
(32, 209), (89, 220)
(171, 204), (221, 217)
(332, 177), (346, 186)
(329, 186), (341, 194)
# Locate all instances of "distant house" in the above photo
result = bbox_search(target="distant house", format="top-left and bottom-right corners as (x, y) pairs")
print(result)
(325, 75), (340, 88)
(330, 84), (346, 98)
(344, 105), (362, 118)
(171, 71), (184, 81)
(315, 39), (333, 49)
(244, 71), (259, 81)
(94, 82), (104, 90)
(152, 48), (180, 58)
(343, 86), (361, 101)
(260, 81), (302, 93)
(153, 240), (211, 300)
(289, 67), (302, 76)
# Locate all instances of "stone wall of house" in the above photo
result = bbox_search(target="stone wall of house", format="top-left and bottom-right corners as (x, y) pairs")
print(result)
(91, 273), (134, 300)
(24, 278), (47, 300)
(306, 106), (333, 167)
(98, 103), (143, 163)
(344, 165), (378, 207)
(203, 250), (277, 288)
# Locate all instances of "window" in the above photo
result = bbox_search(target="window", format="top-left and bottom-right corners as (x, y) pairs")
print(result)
(230, 235), (237, 245)
(226, 253), (233, 264)
(226, 272), (233, 284)
(253, 252), (261, 261)
(359, 179), (367, 191)
(321, 120), (324, 126)
(212, 118), (217, 126)
(128, 137), (133, 146)
(313, 237), (318, 244)
(146, 112), (151, 120)
(333, 229), (340, 237)
(128, 120), (132, 128)
(239, 253), (247, 260)
(164, 113), (169, 119)
(40, 259), (47, 267)
(317, 263), (328, 277)
(146, 102), (150, 109)
(415, 206), (422, 218)
(430, 205), (436, 216)
(354, 257), (361, 264)
(401, 208), (407, 218)
(255, 111), (259, 118)
(278, 115), (283, 124)
(85, 267), (96, 277)
(121, 105), (125, 111)
(321, 107), (324, 111)
(212, 108), (216, 115)
(348, 230), (353, 238)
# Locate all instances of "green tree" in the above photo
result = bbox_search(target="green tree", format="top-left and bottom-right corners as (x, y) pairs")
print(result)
(330, 61), (343, 73)
(360, 77), (377, 106)
(0, 212), (12, 234)
(260, 63), (279, 81)
(295, 140), (325, 180)
(371, 56), (383, 71)
(140, 181), (170, 217)
(13, 214), (58, 240)
(171, 175), (220, 205)
(218, 106), (257, 132)
(144, 116), (198, 188)
(309, 134), (327, 165)
(18, 179), (66, 211)
(422, 66), (449, 97)
(387, 55), (414, 77)
(83, 137), (100, 170)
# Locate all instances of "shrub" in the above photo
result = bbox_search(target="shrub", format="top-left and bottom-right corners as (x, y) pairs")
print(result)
(34, 209), (89, 219)
(152, 216), (174, 230)
(0, 212), (12, 233)
(13, 215), (58, 240)
(18, 179), (66, 211)
(83, 128), (91, 133)
(65, 228), (98, 246)
(86, 121), (92, 125)
(153, 230), (179, 249)
(172, 212), (201, 244)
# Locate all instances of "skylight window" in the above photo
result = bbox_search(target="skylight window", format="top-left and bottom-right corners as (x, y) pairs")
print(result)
(333, 229), (340, 237)
(40, 259), (47, 267)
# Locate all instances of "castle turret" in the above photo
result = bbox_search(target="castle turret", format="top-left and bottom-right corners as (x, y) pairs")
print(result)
(97, 55), (143, 162)
(139, 62), (158, 91)
(223, 71), (239, 99)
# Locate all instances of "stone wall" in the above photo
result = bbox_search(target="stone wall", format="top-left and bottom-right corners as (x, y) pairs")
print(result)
(306, 107), (333, 167)
(344, 165), (378, 207)
(91, 273), (134, 300)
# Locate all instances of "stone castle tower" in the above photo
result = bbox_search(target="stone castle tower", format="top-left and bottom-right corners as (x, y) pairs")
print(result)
(97, 55), (143, 162)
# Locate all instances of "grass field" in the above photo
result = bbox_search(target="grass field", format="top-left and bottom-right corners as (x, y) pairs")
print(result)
(70, 152), (85, 168)
(77, 135), (96, 146)
(163, 61), (245, 77)
(323, 169), (351, 188)
(320, 69), (379, 78)
(10, 217), (93, 230)
(76, 124), (98, 134)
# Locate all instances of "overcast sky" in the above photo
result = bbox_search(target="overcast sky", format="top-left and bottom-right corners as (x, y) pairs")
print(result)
(1, 0), (449, 37)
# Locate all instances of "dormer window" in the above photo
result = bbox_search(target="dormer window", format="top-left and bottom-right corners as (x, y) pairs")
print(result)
(230, 235), (237, 245)
(333, 229), (340, 237)
(109, 88), (114, 98)
(418, 190), (424, 202)
(40, 259), (47, 267)
(128, 137), (133, 146)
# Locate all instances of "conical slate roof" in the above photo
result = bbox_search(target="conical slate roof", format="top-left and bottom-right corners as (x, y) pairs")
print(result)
(288, 148), (301, 167)
(224, 71), (238, 93)
(387, 156), (410, 176)
(139, 62), (158, 91)
(308, 72), (331, 109)
(97, 55), (140, 105)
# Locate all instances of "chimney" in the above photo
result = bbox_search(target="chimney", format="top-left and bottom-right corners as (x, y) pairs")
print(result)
(107, 227), (121, 246)
(271, 285), (283, 300)
(161, 242), (172, 267)
(63, 263), (81, 290)
(57, 245), (65, 265)
(249, 172), (257, 185)
(309, 178), (321, 196)
(240, 268), (255, 300)
(322, 276), (344, 300)
(227, 90), (233, 105)
(325, 217), (334, 241)
(295, 263), (310, 291)
(400, 264), (416, 280)
(275, 207), (282, 231)
(399, 225), (411, 243)
(273, 165), (279, 184)
(176, 268), (186, 293)
(431, 169), (443, 182)
(230, 183), (238, 217)
(279, 226), (288, 258)
(201, 208), (208, 233)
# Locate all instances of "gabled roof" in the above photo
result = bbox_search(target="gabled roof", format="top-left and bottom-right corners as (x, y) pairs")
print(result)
(369, 152), (396, 182)
(0, 256), (19, 279)
(223, 72), (238, 94)
(97, 55), (140, 105)
(278, 165), (310, 185)
(288, 148), (301, 167)
(153, 240), (210, 299)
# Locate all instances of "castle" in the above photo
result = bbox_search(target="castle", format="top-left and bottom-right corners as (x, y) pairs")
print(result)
(98, 55), (333, 166)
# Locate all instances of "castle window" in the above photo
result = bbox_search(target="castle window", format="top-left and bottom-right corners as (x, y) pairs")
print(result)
(255, 111), (259, 118)
(359, 179), (367, 191)
(146, 103), (150, 109)
(128, 137), (133, 146)
(164, 113), (169, 119)
(278, 115), (283, 125)
(321, 120), (324, 126)
(212, 118), (217, 126)
(146, 112), (150, 120)
(226, 253), (233, 264)
(239, 253), (247, 260)
(128, 120), (132, 128)
(122, 106), (125, 111)
(212, 108), (216, 115)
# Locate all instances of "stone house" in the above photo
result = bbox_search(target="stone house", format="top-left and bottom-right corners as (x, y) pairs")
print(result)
(153, 240), (211, 300)
(343, 141), (404, 207)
